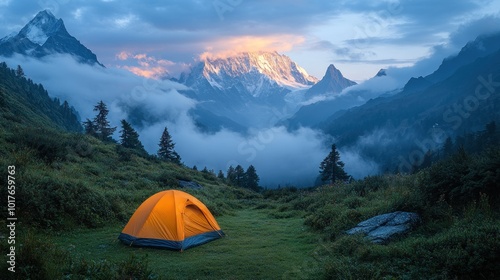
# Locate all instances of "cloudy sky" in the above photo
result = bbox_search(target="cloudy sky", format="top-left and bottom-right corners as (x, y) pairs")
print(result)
(1, 0), (500, 81)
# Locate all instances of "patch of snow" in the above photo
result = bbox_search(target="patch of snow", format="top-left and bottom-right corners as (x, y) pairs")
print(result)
(25, 25), (48, 45)
(207, 78), (223, 89)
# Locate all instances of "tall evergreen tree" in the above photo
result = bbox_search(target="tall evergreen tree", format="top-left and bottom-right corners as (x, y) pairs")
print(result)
(119, 119), (146, 153)
(16, 65), (24, 78)
(93, 100), (116, 141)
(244, 165), (260, 191)
(226, 165), (236, 185)
(83, 118), (97, 137)
(158, 127), (181, 164)
(217, 170), (225, 180)
(234, 165), (245, 187)
(319, 144), (349, 184)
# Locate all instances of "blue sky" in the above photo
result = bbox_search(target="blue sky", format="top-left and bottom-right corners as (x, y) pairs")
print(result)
(1, 0), (499, 81)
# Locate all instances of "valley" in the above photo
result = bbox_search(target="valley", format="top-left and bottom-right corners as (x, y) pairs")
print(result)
(1, 7), (500, 280)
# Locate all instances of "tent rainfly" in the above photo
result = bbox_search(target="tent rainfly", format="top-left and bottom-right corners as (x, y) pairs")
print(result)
(119, 190), (224, 251)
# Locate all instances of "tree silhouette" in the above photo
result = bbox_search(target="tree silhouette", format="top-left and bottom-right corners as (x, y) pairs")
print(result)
(217, 170), (225, 180)
(226, 165), (236, 185)
(16, 65), (24, 78)
(244, 165), (260, 191)
(319, 144), (350, 184)
(83, 118), (97, 137)
(234, 165), (245, 187)
(158, 127), (181, 164)
(119, 119), (146, 153)
(93, 101), (116, 141)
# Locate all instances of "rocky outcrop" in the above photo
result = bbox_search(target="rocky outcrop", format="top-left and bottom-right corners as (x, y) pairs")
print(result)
(346, 211), (420, 244)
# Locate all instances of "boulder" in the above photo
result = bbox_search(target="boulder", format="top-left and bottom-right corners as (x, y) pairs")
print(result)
(346, 211), (420, 244)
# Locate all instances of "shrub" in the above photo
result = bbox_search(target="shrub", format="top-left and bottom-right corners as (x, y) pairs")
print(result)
(10, 128), (71, 164)
(66, 254), (156, 280)
(421, 148), (500, 208)
(352, 175), (386, 195)
(0, 230), (69, 279)
(19, 171), (114, 229)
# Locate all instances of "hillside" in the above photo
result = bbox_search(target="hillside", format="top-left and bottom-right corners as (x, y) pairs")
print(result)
(320, 45), (500, 172)
(0, 62), (81, 133)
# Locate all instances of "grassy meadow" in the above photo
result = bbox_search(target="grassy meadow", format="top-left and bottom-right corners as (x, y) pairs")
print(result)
(50, 209), (320, 280)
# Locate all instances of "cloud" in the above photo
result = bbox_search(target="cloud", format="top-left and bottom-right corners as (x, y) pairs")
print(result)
(339, 148), (379, 179)
(326, 15), (500, 89)
(448, 15), (500, 47)
(114, 52), (190, 78)
(199, 35), (305, 60)
(4, 54), (377, 187)
(116, 51), (130, 60)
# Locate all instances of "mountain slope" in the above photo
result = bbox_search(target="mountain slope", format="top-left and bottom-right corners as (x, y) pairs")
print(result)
(284, 64), (376, 129)
(426, 32), (500, 84)
(286, 33), (500, 132)
(0, 10), (102, 66)
(179, 51), (319, 127)
(305, 64), (356, 97)
(320, 47), (500, 171)
(0, 61), (82, 132)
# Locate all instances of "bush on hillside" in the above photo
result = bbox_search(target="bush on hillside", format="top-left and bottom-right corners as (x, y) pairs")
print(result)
(19, 172), (114, 229)
(421, 148), (500, 208)
(11, 128), (71, 164)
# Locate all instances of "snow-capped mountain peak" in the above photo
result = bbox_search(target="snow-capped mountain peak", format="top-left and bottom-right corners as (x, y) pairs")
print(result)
(19, 10), (64, 45)
(0, 10), (103, 66)
(178, 51), (320, 128)
(200, 51), (318, 90)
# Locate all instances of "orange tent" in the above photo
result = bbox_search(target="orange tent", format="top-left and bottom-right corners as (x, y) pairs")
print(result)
(119, 190), (224, 251)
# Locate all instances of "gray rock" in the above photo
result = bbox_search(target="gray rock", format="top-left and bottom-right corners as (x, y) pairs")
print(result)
(346, 211), (420, 244)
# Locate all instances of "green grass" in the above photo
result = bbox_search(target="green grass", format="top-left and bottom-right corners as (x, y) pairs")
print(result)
(52, 208), (321, 280)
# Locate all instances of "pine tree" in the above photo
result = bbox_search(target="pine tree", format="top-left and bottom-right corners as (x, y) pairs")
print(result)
(234, 165), (245, 187)
(226, 165), (236, 185)
(119, 119), (146, 153)
(93, 101), (116, 141)
(244, 165), (260, 191)
(158, 127), (181, 164)
(83, 118), (97, 137)
(319, 144), (349, 184)
(16, 65), (24, 78)
(217, 170), (225, 180)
